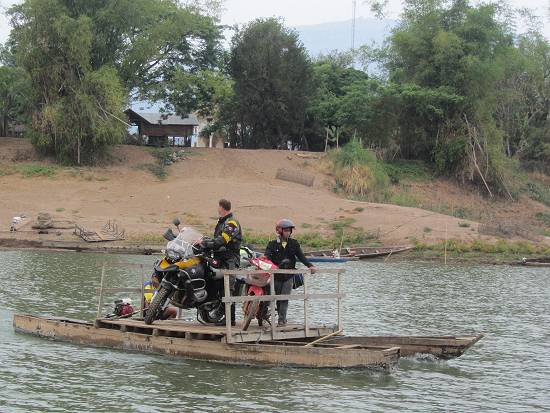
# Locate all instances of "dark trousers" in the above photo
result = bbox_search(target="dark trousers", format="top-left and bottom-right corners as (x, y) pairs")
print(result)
(274, 275), (294, 323)
(215, 258), (238, 321)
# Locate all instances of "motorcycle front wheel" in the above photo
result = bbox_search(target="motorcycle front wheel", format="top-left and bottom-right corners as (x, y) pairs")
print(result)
(242, 297), (259, 331)
(144, 287), (170, 325)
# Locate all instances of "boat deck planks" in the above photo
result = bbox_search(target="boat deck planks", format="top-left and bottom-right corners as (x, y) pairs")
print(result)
(96, 317), (339, 343)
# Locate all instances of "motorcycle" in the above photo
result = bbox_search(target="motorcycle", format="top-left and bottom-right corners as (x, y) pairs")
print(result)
(238, 251), (278, 331)
(144, 218), (226, 325)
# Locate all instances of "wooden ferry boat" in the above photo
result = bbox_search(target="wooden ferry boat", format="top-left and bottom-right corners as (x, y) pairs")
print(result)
(13, 314), (482, 369)
(12, 264), (482, 370)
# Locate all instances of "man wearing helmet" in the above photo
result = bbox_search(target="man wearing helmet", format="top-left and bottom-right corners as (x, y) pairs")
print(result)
(265, 218), (316, 327)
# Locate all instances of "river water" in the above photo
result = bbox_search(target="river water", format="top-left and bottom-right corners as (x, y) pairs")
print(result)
(0, 249), (548, 412)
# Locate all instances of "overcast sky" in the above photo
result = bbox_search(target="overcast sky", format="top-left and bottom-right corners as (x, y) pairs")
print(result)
(1, 0), (549, 45)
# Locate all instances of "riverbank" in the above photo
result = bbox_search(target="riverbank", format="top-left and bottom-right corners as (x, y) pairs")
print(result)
(2, 138), (549, 252)
(1, 234), (547, 265)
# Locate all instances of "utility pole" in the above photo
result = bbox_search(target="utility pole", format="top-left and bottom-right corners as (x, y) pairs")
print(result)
(351, 0), (357, 51)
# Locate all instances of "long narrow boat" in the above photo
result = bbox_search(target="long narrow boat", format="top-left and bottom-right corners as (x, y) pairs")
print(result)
(510, 257), (550, 267)
(306, 245), (413, 260)
(13, 314), (482, 370)
(306, 256), (359, 263)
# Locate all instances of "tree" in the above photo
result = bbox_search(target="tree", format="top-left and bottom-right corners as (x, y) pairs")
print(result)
(0, 65), (30, 136)
(229, 18), (313, 149)
(6, 0), (222, 163)
(383, 0), (522, 196)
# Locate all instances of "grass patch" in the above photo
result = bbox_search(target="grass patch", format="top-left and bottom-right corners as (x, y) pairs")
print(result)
(534, 212), (550, 226)
(301, 223), (313, 228)
(242, 231), (271, 249)
(384, 188), (421, 208)
(0, 164), (17, 176)
(329, 218), (356, 231)
(18, 164), (57, 178)
(353, 207), (364, 212)
(458, 222), (470, 228)
(56, 208), (65, 212)
(127, 233), (166, 243)
(423, 227), (432, 233)
(382, 160), (432, 184)
(525, 181), (550, 207)
(136, 163), (167, 180)
(414, 238), (550, 256)
(242, 228), (380, 250)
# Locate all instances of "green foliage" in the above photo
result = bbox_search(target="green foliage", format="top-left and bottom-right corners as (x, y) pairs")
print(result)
(525, 182), (550, 207)
(382, 160), (431, 184)
(328, 139), (390, 198)
(458, 222), (470, 228)
(534, 212), (550, 226)
(243, 227), (379, 250)
(228, 18), (313, 149)
(6, 0), (221, 164)
(0, 65), (31, 136)
(421, 239), (550, 255)
(18, 164), (57, 177)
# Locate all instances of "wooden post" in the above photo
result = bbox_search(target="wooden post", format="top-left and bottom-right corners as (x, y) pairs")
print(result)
(270, 271), (277, 340)
(337, 270), (342, 331)
(139, 265), (145, 318)
(96, 263), (106, 320)
(444, 223), (448, 265)
(303, 272), (309, 337)
(224, 273), (232, 343)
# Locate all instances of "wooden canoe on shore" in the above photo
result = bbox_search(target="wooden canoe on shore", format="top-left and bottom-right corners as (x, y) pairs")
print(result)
(306, 245), (413, 260)
(12, 314), (482, 370)
(510, 257), (550, 267)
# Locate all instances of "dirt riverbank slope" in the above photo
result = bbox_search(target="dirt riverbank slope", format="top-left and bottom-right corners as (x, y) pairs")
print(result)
(1, 138), (549, 250)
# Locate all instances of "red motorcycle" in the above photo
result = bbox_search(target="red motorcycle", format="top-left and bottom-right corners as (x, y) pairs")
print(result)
(238, 255), (278, 330)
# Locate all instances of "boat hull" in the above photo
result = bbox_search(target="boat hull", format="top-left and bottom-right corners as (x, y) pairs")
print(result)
(13, 314), (399, 370)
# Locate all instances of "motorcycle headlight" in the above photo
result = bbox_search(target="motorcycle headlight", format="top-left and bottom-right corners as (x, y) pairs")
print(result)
(166, 249), (181, 263)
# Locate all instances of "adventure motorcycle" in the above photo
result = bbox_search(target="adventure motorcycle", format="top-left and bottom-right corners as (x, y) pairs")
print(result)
(144, 219), (226, 325)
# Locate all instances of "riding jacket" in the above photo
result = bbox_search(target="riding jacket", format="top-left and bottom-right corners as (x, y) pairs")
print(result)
(212, 213), (242, 264)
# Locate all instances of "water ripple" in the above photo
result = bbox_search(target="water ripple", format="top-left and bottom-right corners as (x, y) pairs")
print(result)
(0, 251), (549, 412)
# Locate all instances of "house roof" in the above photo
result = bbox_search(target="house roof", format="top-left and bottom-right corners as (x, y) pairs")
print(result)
(126, 109), (198, 126)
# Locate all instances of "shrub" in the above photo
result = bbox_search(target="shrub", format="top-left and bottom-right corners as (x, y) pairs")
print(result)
(327, 139), (390, 198)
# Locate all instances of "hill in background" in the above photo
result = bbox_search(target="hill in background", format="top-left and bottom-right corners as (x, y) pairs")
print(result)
(295, 17), (396, 57)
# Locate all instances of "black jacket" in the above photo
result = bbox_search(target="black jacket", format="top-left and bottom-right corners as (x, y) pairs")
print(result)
(212, 213), (242, 263)
(265, 237), (312, 279)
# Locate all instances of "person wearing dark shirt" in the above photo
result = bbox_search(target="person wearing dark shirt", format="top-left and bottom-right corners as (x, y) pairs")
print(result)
(264, 218), (316, 326)
(200, 199), (242, 326)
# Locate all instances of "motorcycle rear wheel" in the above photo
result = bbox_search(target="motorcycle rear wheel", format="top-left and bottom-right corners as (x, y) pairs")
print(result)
(144, 287), (170, 325)
(242, 299), (259, 331)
